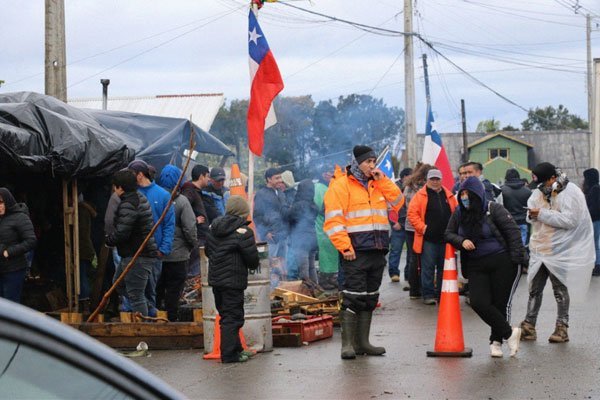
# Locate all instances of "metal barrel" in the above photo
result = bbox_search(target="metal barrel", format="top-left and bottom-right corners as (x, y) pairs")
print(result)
(202, 243), (273, 353)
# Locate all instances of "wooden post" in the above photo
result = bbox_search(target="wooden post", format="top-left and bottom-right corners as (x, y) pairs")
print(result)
(62, 179), (73, 312)
(62, 178), (80, 312)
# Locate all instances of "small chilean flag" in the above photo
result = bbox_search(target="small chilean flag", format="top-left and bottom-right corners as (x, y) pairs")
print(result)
(421, 108), (454, 190)
(247, 10), (284, 156)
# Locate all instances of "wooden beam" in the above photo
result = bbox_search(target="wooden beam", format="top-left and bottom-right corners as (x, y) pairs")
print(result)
(72, 322), (203, 337)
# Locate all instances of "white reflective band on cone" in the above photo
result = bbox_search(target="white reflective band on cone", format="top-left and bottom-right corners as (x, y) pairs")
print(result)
(441, 280), (459, 293)
(443, 258), (457, 271)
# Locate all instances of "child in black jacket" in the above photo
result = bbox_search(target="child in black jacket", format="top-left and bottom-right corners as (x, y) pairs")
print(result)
(206, 195), (259, 363)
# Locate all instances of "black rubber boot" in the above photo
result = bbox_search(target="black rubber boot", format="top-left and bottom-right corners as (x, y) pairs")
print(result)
(354, 311), (386, 356)
(340, 309), (357, 359)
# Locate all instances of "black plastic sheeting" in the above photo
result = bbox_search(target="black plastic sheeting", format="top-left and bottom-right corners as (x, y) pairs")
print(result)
(0, 92), (233, 179)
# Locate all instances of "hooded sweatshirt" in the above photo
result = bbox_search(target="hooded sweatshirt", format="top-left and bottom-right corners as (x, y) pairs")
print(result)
(500, 171), (532, 224)
(158, 165), (198, 262)
(457, 177), (504, 259)
(583, 168), (600, 221)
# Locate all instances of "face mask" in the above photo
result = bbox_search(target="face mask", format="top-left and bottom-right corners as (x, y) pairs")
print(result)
(461, 197), (470, 209)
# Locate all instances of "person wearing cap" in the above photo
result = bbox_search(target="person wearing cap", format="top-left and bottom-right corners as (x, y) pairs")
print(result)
(407, 168), (458, 305)
(387, 167), (412, 284)
(128, 159), (175, 317)
(205, 196), (259, 363)
(445, 177), (526, 358)
(157, 165), (198, 321)
(497, 168), (532, 247)
(324, 145), (404, 359)
(202, 167), (230, 219)
(519, 162), (594, 343)
(253, 167), (289, 284)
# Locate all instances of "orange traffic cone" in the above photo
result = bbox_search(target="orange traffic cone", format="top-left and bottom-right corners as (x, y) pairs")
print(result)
(203, 314), (253, 360)
(426, 244), (473, 357)
(228, 164), (247, 199)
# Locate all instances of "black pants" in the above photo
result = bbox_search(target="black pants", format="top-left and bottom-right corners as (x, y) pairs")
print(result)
(341, 250), (386, 312)
(467, 252), (520, 343)
(156, 260), (188, 321)
(213, 287), (245, 363)
(405, 231), (421, 296)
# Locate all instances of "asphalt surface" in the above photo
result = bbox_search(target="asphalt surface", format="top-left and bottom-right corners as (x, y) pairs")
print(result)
(135, 267), (600, 400)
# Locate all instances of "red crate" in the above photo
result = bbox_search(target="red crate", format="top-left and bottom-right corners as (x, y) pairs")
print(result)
(272, 315), (334, 343)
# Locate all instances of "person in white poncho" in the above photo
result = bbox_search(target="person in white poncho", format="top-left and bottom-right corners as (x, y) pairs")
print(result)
(520, 162), (595, 343)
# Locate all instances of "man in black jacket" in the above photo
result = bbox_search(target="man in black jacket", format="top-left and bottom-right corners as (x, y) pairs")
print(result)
(498, 169), (532, 247)
(106, 170), (158, 317)
(206, 196), (259, 363)
(583, 168), (600, 276)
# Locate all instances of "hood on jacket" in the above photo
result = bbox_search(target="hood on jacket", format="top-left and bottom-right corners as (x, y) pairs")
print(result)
(294, 179), (314, 203)
(584, 168), (599, 187)
(210, 214), (248, 237)
(459, 176), (487, 211)
(159, 164), (182, 192)
(0, 188), (17, 209)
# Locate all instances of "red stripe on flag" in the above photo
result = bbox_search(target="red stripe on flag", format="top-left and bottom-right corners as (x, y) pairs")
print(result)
(435, 146), (454, 191)
(247, 50), (284, 156)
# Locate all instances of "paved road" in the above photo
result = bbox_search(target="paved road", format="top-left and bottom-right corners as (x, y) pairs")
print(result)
(136, 272), (600, 399)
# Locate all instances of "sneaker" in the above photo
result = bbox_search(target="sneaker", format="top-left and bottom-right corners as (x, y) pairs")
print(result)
(423, 298), (437, 305)
(520, 320), (537, 341)
(506, 327), (521, 357)
(548, 323), (569, 343)
(222, 354), (249, 363)
(409, 294), (421, 300)
(490, 341), (503, 358)
(240, 350), (255, 358)
(391, 275), (400, 283)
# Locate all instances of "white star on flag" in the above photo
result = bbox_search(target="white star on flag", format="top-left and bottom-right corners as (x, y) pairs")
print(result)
(248, 27), (262, 45)
(385, 159), (392, 170)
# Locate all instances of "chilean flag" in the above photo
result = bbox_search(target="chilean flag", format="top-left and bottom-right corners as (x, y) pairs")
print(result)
(247, 10), (284, 156)
(421, 107), (454, 190)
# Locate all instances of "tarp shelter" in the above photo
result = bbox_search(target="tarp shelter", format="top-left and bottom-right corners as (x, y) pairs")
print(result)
(0, 92), (234, 178)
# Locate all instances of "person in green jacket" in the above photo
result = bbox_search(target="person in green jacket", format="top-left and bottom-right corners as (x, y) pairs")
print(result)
(314, 169), (339, 290)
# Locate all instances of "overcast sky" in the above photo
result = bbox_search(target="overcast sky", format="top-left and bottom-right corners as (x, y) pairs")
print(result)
(2, 0), (599, 134)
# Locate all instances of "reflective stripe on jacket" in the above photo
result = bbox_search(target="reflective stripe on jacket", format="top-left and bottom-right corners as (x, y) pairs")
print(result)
(323, 170), (403, 253)
(407, 185), (457, 254)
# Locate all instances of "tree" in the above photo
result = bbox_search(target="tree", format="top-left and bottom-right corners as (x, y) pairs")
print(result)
(501, 124), (518, 131)
(476, 118), (500, 133)
(521, 104), (588, 131)
(210, 100), (249, 165)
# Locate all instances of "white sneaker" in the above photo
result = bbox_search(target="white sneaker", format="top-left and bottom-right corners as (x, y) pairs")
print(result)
(490, 341), (503, 358)
(507, 327), (522, 357)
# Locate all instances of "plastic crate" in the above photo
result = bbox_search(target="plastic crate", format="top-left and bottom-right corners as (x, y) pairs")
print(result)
(272, 315), (334, 343)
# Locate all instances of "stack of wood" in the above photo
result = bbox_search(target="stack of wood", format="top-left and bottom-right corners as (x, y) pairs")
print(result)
(271, 287), (340, 321)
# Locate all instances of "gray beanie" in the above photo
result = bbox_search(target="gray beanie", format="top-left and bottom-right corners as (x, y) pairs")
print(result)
(225, 195), (250, 219)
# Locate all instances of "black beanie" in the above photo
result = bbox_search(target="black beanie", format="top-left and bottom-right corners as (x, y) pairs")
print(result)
(584, 168), (599, 185)
(532, 162), (557, 183)
(353, 145), (377, 165)
(0, 188), (16, 209)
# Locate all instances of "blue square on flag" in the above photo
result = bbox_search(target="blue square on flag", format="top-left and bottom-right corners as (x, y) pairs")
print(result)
(376, 149), (394, 180)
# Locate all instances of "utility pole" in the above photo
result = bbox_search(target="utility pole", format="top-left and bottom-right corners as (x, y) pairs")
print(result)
(422, 54), (431, 110)
(461, 99), (468, 163)
(587, 14), (593, 127)
(404, 0), (417, 167)
(593, 58), (600, 169)
(45, 0), (67, 102)
(101, 79), (110, 110)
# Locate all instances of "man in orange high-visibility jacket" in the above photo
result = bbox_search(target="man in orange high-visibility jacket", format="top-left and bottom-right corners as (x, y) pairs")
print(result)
(324, 145), (404, 360)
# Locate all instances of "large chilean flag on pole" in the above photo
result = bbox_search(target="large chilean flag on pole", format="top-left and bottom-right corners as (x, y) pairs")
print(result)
(247, 10), (284, 156)
(421, 107), (454, 190)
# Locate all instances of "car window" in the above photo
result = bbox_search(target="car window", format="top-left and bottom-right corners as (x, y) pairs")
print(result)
(0, 337), (133, 399)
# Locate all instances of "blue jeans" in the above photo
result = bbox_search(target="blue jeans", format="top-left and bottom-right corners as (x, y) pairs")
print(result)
(0, 269), (26, 303)
(420, 241), (445, 300)
(114, 257), (154, 316)
(79, 259), (92, 300)
(518, 224), (529, 247)
(388, 228), (407, 278)
(144, 259), (163, 317)
(593, 220), (600, 266)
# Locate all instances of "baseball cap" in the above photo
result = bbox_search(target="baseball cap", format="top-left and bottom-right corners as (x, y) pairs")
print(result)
(210, 167), (226, 181)
(127, 160), (151, 178)
(427, 169), (442, 180)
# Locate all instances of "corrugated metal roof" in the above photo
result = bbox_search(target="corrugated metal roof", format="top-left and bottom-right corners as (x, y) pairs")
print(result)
(68, 93), (224, 132)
